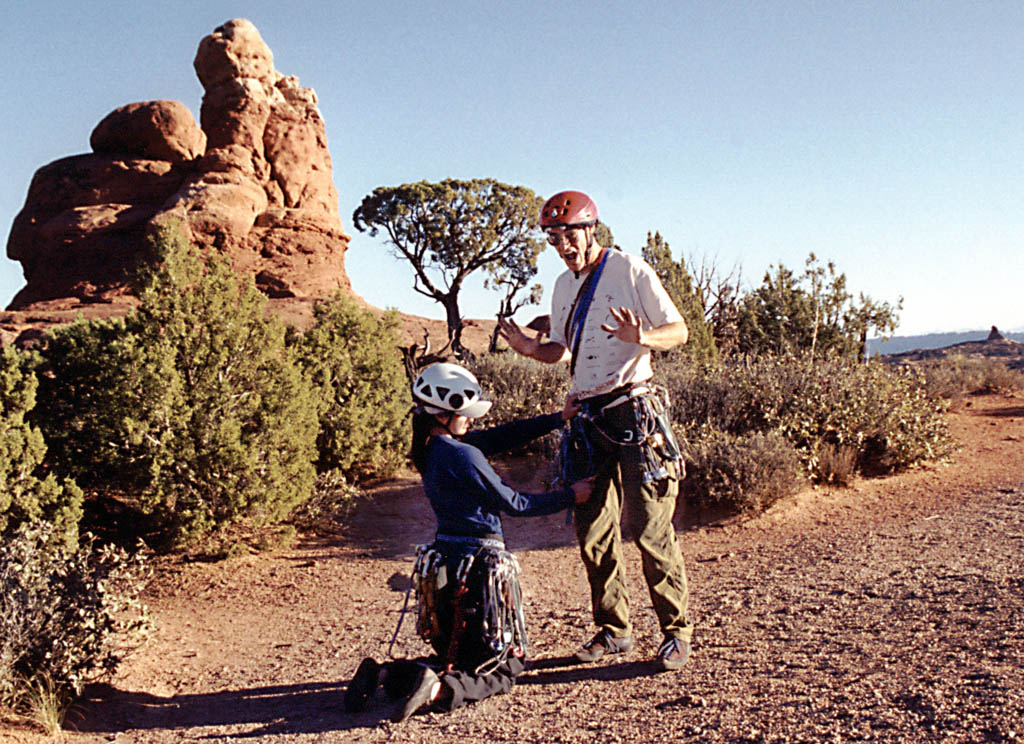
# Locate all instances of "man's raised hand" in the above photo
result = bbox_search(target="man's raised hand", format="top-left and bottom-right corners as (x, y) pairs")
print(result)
(496, 316), (537, 358)
(600, 306), (644, 345)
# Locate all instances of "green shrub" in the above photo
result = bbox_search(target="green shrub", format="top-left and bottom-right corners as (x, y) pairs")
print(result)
(0, 346), (82, 549)
(660, 359), (765, 435)
(662, 353), (955, 485)
(470, 353), (569, 456)
(471, 353), (568, 421)
(0, 523), (151, 707)
(27, 317), (130, 491)
(293, 293), (410, 481)
(32, 222), (319, 547)
(680, 427), (803, 513)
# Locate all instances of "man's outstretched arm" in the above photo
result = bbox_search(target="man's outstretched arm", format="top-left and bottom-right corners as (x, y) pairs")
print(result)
(496, 317), (570, 363)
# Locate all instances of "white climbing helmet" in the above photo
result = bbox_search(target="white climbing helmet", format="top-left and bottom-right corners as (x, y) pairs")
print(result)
(412, 363), (492, 419)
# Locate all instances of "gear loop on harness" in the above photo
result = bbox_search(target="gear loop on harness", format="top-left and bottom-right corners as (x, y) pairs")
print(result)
(390, 536), (529, 675)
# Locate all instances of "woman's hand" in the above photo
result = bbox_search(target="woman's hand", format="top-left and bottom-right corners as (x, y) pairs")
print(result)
(561, 393), (581, 422)
(571, 476), (596, 504)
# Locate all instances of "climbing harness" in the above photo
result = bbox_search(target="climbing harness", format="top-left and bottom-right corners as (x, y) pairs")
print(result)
(556, 383), (684, 488)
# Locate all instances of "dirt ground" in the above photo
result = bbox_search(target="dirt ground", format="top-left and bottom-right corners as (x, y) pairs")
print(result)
(4, 393), (1023, 743)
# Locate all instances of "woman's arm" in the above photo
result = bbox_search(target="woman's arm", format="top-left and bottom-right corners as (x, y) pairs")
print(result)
(457, 446), (574, 517)
(463, 412), (564, 457)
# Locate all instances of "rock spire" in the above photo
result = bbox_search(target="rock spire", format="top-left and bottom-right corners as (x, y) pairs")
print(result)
(6, 18), (351, 314)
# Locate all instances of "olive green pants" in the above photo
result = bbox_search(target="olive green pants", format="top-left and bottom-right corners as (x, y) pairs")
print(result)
(573, 420), (693, 643)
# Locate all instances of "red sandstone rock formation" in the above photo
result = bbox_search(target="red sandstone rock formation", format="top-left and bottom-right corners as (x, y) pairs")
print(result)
(5, 18), (350, 318)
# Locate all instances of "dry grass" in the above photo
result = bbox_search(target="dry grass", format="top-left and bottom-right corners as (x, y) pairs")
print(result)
(817, 442), (858, 486)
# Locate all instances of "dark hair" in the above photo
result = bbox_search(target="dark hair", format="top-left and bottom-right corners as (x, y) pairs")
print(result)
(410, 409), (438, 474)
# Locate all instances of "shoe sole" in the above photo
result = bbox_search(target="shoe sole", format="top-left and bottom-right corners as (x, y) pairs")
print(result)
(343, 658), (381, 712)
(392, 668), (439, 723)
(655, 658), (688, 672)
(573, 638), (634, 664)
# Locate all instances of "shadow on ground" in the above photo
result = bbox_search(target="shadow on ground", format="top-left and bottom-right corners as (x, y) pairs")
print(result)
(72, 680), (391, 738)
(520, 656), (660, 685)
(981, 405), (1024, 418)
(70, 654), (651, 738)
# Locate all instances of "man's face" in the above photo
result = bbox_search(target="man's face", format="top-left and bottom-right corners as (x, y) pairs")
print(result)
(546, 225), (595, 273)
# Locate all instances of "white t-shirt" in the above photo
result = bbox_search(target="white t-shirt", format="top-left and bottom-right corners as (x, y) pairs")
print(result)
(549, 248), (684, 399)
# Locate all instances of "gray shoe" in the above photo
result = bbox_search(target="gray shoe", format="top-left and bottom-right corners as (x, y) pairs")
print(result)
(574, 630), (634, 663)
(655, 636), (691, 671)
(392, 666), (440, 722)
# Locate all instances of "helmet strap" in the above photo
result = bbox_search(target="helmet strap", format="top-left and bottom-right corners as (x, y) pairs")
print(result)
(583, 226), (606, 273)
(431, 412), (462, 438)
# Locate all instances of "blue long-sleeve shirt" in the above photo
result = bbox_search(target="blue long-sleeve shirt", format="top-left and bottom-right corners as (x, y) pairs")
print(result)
(422, 412), (573, 540)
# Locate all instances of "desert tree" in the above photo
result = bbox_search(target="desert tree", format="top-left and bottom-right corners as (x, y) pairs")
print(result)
(292, 292), (411, 480)
(642, 232), (718, 363)
(737, 253), (901, 358)
(31, 221), (319, 547)
(686, 251), (744, 355)
(0, 346), (82, 549)
(843, 292), (902, 360)
(484, 249), (543, 353)
(352, 179), (545, 356)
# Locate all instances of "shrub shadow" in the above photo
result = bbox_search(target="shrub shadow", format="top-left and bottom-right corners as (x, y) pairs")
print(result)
(981, 405), (1024, 418)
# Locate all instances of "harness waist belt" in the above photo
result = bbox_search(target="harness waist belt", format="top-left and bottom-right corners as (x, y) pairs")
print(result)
(435, 533), (506, 551)
(579, 382), (651, 415)
(597, 384), (651, 414)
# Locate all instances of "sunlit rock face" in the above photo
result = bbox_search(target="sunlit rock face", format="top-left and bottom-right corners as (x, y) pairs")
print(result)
(6, 18), (350, 316)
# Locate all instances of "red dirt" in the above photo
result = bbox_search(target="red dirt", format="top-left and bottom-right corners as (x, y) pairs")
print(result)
(4, 394), (1023, 743)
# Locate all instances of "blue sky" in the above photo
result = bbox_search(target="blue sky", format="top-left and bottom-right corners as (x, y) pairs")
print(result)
(3, 1), (1022, 336)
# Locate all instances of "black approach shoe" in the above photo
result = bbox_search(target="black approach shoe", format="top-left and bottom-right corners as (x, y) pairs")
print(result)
(655, 636), (691, 672)
(392, 666), (440, 723)
(343, 657), (381, 712)
(574, 629), (634, 663)
(382, 658), (421, 700)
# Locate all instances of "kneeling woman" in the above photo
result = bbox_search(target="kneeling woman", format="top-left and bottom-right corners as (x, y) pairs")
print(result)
(345, 363), (592, 722)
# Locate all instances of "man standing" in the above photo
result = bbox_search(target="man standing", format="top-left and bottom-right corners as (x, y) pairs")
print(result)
(497, 190), (693, 671)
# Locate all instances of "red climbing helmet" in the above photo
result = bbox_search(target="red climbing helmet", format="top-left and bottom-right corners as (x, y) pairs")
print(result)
(540, 190), (599, 228)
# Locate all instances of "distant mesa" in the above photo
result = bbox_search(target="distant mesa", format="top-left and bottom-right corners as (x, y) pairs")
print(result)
(883, 324), (1024, 372)
(3, 19), (352, 343)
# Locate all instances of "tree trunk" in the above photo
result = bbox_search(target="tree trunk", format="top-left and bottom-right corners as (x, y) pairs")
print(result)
(488, 296), (515, 354)
(441, 293), (468, 359)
